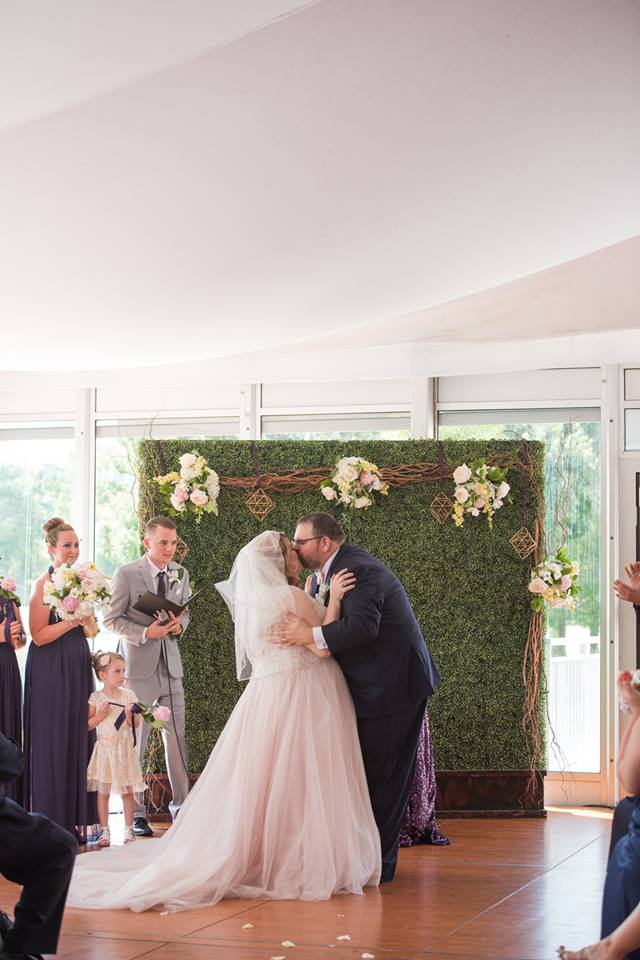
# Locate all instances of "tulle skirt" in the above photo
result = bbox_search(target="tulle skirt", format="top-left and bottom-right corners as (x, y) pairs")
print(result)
(68, 656), (380, 912)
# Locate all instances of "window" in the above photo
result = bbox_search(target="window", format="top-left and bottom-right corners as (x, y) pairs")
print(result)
(0, 426), (75, 661)
(438, 415), (601, 773)
(261, 413), (410, 440)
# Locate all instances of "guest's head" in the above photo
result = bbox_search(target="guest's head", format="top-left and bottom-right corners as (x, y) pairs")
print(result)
(292, 512), (345, 570)
(279, 534), (302, 585)
(91, 650), (126, 687)
(144, 516), (178, 569)
(43, 517), (79, 566)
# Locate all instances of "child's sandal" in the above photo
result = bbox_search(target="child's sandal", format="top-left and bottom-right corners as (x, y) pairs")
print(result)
(97, 826), (110, 847)
(123, 827), (136, 844)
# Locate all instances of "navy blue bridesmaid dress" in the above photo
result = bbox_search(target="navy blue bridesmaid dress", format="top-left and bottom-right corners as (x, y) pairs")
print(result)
(23, 568), (97, 838)
(0, 596), (23, 804)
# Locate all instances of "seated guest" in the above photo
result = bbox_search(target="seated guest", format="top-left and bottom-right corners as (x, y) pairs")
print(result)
(0, 730), (77, 960)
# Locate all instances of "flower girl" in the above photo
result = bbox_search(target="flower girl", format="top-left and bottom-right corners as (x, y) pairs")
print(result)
(87, 651), (146, 847)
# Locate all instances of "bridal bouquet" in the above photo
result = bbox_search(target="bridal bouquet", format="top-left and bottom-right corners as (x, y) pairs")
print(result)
(452, 460), (510, 529)
(154, 450), (220, 523)
(43, 562), (111, 638)
(528, 548), (580, 612)
(320, 456), (389, 510)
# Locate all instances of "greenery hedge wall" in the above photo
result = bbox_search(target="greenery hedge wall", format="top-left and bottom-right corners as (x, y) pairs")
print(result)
(138, 439), (545, 773)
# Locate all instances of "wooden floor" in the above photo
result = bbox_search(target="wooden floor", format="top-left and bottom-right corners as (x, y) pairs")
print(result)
(1, 807), (613, 960)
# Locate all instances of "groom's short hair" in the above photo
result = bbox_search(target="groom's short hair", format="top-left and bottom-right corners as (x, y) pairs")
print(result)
(145, 516), (177, 535)
(298, 512), (345, 543)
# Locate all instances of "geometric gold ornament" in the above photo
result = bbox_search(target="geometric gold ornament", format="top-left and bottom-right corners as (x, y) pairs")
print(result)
(429, 491), (455, 524)
(174, 535), (190, 564)
(509, 526), (537, 559)
(245, 487), (275, 521)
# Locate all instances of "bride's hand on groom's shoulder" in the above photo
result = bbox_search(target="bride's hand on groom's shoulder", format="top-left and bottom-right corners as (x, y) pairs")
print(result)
(329, 569), (356, 601)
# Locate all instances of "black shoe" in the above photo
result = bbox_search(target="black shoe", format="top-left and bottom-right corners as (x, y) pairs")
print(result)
(0, 912), (13, 942)
(132, 817), (154, 837)
(0, 952), (44, 959)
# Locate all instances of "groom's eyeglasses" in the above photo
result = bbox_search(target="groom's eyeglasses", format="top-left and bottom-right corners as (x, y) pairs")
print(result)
(291, 536), (321, 546)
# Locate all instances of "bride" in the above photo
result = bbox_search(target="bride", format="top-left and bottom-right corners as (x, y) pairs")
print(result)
(67, 530), (380, 912)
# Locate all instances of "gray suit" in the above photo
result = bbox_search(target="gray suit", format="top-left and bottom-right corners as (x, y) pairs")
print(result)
(103, 556), (190, 819)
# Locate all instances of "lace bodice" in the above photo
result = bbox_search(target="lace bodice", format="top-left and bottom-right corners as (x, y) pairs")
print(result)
(250, 642), (323, 679)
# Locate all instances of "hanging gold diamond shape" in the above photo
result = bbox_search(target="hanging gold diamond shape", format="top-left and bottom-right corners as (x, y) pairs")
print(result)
(509, 526), (536, 559)
(174, 535), (189, 564)
(245, 487), (275, 520)
(429, 491), (454, 524)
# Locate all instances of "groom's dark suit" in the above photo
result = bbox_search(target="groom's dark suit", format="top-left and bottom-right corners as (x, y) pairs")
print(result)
(314, 542), (440, 881)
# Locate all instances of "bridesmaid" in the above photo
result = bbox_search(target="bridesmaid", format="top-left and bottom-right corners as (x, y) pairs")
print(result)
(24, 517), (98, 840)
(399, 707), (449, 847)
(0, 572), (26, 804)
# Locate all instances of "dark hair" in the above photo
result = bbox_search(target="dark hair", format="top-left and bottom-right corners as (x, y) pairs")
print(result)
(145, 516), (177, 535)
(297, 512), (345, 543)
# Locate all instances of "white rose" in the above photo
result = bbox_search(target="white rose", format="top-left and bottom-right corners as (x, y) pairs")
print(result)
(170, 492), (187, 511)
(189, 489), (208, 507)
(354, 496), (372, 509)
(493, 499), (503, 509)
(342, 466), (358, 483)
(339, 493), (352, 505)
(496, 481), (510, 500)
(321, 486), (337, 500)
(470, 507), (480, 516)
(179, 453), (197, 469)
(205, 470), (220, 500)
(454, 486), (470, 503)
(453, 464), (472, 484)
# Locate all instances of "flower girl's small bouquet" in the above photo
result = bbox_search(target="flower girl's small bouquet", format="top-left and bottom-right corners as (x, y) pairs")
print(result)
(131, 701), (172, 730)
(154, 451), (220, 523)
(320, 456), (389, 510)
(527, 548), (580, 612)
(452, 460), (510, 529)
(43, 562), (111, 638)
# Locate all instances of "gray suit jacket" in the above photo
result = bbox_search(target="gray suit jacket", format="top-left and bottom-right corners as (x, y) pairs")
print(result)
(103, 556), (190, 681)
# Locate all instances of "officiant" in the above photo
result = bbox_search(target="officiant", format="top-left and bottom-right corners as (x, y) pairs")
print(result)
(103, 516), (191, 836)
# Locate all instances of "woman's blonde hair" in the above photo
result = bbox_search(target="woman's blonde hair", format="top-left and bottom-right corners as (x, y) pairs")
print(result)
(91, 650), (125, 680)
(43, 517), (74, 548)
(278, 534), (299, 586)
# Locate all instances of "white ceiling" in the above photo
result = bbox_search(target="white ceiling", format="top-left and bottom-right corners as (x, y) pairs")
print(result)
(1, 0), (639, 378)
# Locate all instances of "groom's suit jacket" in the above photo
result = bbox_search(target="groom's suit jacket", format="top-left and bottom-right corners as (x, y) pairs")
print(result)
(317, 543), (440, 719)
(103, 557), (190, 681)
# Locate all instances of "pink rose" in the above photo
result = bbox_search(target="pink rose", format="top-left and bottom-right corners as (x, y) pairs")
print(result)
(153, 705), (172, 723)
(561, 574), (572, 591)
(189, 489), (208, 507)
(359, 471), (373, 487)
(173, 484), (189, 504)
(528, 577), (548, 595)
(0, 577), (17, 593)
(62, 595), (79, 612)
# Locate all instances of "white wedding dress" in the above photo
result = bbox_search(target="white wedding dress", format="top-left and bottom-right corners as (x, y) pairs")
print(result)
(67, 533), (380, 913)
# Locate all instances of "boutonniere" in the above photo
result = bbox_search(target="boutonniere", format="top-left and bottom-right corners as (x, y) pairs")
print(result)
(318, 581), (330, 604)
(167, 567), (184, 586)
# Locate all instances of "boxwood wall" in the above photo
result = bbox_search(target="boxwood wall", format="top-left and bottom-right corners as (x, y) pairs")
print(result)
(138, 439), (545, 772)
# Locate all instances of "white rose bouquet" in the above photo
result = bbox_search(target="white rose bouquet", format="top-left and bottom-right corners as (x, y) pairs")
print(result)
(154, 450), (220, 523)
(43, 562), (111, 638)
(528, 548), (580, 612)
(452, 460), (510, 529)
(320, 456), (389, 510)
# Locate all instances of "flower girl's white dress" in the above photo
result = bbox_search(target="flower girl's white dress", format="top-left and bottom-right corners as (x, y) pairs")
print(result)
(68, 613), (380, 912)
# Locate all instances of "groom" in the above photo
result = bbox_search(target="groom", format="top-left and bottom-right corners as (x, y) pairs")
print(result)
(275, 511), (440, 882)
(104, 516), (191, 835)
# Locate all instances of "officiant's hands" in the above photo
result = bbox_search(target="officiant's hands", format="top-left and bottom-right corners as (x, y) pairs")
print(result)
(147, 612), (183, 639)
(614, 563), (640, 605)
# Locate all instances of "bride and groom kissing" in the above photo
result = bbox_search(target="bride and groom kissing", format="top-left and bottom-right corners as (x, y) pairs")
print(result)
(68, 512), (440, 912)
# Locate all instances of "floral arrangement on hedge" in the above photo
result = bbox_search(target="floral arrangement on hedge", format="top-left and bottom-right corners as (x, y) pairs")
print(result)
(154, 451), (220, 523)
(320, 456), (389, 509)
(452, 460), (511, 529)
(43, 562), (111, 638)
(527, 547), (580, 611)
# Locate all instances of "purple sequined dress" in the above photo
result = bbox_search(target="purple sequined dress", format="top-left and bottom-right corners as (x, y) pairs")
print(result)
(0, 596), (23, 804)
(23, 568), (97, 837)
(399, 705), (449, 847)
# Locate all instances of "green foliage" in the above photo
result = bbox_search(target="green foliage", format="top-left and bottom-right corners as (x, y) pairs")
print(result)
(138, 438), (546, 773)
